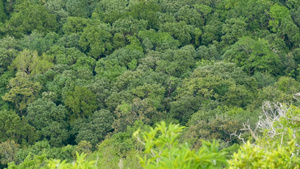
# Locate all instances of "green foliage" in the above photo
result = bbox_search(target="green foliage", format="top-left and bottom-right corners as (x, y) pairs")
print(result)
(0, 0), (300, 167)
(47, 152), (96, 169)
(3, 2), (57, 38)
(64, 86), (97, 119)
(223, 37), (281, 75)
(26, 99), (69, 146)
(75, 109), (114, 146)
(136, 121), (227, 169)
(0, 140), (19, 165)
(79, 22), (113, 58)
(229, 104), (300, 168)
(0, 110), (37, 145)
(66, 0), (89, 18)
(2, 72), (41, 112)
(0, 36), (19, 74)
(10, 49), (54, 76)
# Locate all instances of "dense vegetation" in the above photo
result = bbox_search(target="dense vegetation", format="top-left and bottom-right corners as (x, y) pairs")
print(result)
(0, 0), (300, 168)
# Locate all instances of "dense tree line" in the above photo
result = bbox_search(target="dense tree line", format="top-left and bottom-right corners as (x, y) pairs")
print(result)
(0, 0), (300, 168)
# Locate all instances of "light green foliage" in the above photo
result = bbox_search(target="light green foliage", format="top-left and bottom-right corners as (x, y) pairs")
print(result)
(0, 0), (300, 167)
(0, 71), (15, 110)
(229, 140), (300, 168)
(184, 113), (241, 149)
(269, 4), (290, 32)
(2, 72), (41, 112)
(14, 141), (74, 165)
(95, 58), (127, 80)
(7, 152), (49, 169)
(131, 83), (165, 108)
(201, 20), (222, 45)
(106, 47), (144, 68)
(64, 86), (97, 119)
(229, 104), (300, 168)
(136, 121), (227, 169)
(10, 49), (54, 76)
(47, 152), (96, 169)
(269, 4), (300, 46)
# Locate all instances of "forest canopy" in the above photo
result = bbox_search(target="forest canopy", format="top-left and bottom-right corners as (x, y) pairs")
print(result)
(0, 0), (300, 168)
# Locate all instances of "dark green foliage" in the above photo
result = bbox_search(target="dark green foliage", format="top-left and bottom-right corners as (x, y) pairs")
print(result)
(76, 109), (114, 146)
(26, 99), (69, 146)
(0, 110), (37, 145)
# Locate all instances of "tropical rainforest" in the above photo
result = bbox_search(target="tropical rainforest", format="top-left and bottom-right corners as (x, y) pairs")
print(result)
(0, 0), (300, 168)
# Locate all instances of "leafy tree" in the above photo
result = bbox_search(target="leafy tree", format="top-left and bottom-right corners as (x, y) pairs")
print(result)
(19, 31), (59, 55)
(201, 20), (222, 45)
(222, 37), (281, 75)
(175, 5), (203, 27)
(95, 58), (127, 81)
(156, 45), (196, 77)
(113, 98), (160, 132)
(127, 1), (161, 29)
(112, 16), (147, 36)
(159, 21), (194, 46)
(0, 36), (19, 74)
(47, 153), (97, 169)
(62, 17), (90, 35)
(45, 0), (69, 27)
(0, 110), (37, 145)
(94, 0), (129, 24)
(64, 86), (97, 119)
(0, 140), (19, 165)
(76, 109), (114, 146)
(221, 17), (247, 45)
(138, 29), (180, 51)
(2, 72), (41, 113)
(79, 22), (113, 58)
(10, 49), (54, 76)
(66, 0), (89, 18)
(26, 99), (69, 146)
(0, 71), (14, 110)
(3, 1), (57, 38)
